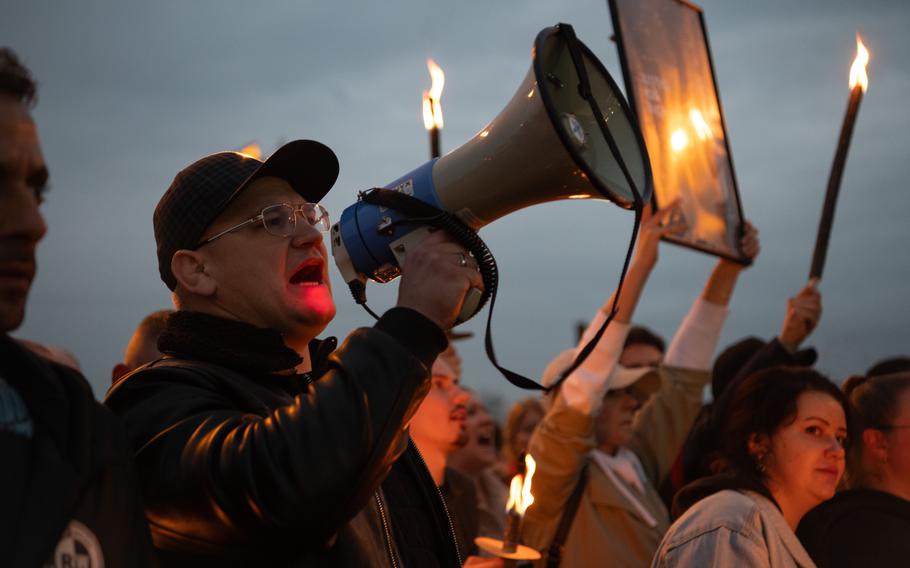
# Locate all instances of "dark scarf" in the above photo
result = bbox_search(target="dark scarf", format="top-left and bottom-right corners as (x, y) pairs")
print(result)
(157, 311), (336, 376)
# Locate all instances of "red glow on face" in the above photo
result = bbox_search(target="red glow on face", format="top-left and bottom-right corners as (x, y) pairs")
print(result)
(286, 260), (336, 327)
(290, 283), (335, 316)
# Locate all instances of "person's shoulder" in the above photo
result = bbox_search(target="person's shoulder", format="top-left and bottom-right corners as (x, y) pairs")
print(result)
(111, 357), (241, 390)
(104, 356), (247, 411)
(32, 357), (137, 461)
(799, 489), (910, 565)
(444, 467), (477, 499)
(801, 488), (910, 536)
(664, 490), (763, 548)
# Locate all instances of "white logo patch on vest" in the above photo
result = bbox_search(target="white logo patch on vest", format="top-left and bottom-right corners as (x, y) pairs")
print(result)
(45, 520), (104, 568)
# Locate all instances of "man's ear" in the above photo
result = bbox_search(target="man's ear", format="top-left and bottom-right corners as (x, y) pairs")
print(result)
(171, 249), (217, 297)
(863, 428), (889, 461)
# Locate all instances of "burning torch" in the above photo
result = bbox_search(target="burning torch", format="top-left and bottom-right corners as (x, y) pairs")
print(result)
(809, 35), (870, 283)
(422, 58), (445, 159)
(475, 454), (542, 561)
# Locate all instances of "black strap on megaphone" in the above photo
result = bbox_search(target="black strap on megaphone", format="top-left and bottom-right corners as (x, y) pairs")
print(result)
(533, 23), (646, 394)
(349, 186), (607, 392)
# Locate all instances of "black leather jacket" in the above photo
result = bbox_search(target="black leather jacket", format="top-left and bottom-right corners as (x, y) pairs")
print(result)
(105, 309), (459, 567)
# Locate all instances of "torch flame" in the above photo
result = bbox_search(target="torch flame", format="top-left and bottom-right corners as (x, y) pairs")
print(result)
(237, 143), (262, 160)
(422, 58), (445, 130)
(506, 454), (537, 515)
(849, 35), (869, 92)
(422, 95), (435, 130)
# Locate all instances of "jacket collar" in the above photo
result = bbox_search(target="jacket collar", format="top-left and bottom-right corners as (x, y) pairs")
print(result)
(588, 451), (663, 528)
(158, 310), (336, 375)
(744, 491), (816, 567)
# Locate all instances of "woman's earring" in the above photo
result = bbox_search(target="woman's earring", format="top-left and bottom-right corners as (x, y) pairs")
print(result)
(755, 453), (768, 474)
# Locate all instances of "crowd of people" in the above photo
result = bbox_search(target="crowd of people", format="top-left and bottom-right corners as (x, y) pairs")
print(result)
(2, 47), (908, 568)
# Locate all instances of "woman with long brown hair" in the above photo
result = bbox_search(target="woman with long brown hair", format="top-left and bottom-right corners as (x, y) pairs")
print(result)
(652, 367), (849, 567)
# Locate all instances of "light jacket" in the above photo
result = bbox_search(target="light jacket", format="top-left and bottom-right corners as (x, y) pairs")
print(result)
(652, 490), (816, 568)
(522, 365), (710, 568)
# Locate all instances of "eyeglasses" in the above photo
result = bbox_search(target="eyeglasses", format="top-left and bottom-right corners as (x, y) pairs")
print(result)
(198, 202), (330, 247)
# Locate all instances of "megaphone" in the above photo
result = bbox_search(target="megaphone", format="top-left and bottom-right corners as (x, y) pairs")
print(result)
(331, 23), (653, 322)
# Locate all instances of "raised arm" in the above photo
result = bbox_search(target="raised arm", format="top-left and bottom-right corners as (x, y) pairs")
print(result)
(611, 202), (688, 324)
(523, 204), (684, 548)
(562, 201), (687, 412)
(633, 222), (759, 482)
(664, 220), (760, 370)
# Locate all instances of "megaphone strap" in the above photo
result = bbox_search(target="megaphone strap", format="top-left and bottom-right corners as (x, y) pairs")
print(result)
(558, 22), (645, 206)
(540, 204), (642, 393)
(535, 24), (646, 394)
(351, 188), (643, 393)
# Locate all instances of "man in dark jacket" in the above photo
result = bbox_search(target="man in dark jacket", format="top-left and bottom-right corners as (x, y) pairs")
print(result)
(105, 138), (481, 566)
(0, 47), (155, 567)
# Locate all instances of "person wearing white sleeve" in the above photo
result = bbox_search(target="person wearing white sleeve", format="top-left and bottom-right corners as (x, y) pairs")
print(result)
(520, 204), (759, 568)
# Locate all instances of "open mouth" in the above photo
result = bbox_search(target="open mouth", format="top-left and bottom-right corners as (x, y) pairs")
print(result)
(289, 259), (324, 286)
(450, 407), (467, 422)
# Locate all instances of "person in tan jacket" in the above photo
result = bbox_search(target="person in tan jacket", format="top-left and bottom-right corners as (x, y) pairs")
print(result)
(521, 204), (760, 567)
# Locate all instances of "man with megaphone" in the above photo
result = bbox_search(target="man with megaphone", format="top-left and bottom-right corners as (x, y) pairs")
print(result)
(105, 141), (481, 567)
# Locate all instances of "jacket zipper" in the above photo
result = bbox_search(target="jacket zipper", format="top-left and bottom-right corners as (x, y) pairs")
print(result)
(374, 491), (400, 568)
(412, 443), (463, 567)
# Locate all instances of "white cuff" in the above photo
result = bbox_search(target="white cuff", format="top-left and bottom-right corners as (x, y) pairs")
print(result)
(559, 316), (630, 414)
(664, 297), (729, 369)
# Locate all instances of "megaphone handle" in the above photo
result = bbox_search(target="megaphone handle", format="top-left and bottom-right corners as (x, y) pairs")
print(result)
(458, 288), (483, 325)
(389, 226), (434, 266)
(390, 227), (480, 325)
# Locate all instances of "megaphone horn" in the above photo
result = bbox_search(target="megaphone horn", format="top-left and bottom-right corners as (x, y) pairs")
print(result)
(331, 23), (653, 323)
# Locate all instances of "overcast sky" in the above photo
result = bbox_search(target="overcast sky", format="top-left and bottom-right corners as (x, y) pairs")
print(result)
(4, 1), (909, 413)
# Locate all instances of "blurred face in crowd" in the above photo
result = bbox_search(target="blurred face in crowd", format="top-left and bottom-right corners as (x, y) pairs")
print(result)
(755, 390), (847, 517)
(410, 362), (470, 454)
(123, 328), (163, 370)
(619, 342), (663, 368)
(511, 405), (543, 460)
(449, 391), (497, 473)
(191, 177), (335, 341)
(866, 387), (910, 500)
(595, 386), (646, 454)
(112, 315), (168, 382)
(0, 95), (47, 333)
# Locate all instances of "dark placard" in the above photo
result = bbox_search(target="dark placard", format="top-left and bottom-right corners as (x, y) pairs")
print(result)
(609, 0), (748, 262)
